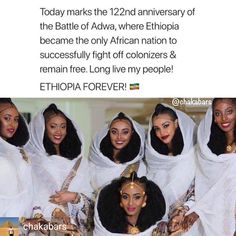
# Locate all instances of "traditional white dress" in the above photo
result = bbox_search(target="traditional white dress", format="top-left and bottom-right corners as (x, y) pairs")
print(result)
(26, 106), (93, 234)
(89, 113), (146, 193)
(145, 104), (197, 216)
(0, 115), (33, 217)
(185, 106), (236, 236)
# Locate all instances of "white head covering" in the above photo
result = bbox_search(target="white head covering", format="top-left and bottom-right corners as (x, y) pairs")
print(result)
(26, 104), (93, 218)
(0, 112), (33, 217)
(186, 106), (236, 236)
(89, 112), (146, 191)
(27, 105), (84, 158)
(145, 103), (197, 208)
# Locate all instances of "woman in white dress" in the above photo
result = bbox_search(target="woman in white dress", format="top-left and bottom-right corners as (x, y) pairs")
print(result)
(184, 98), (236, 236)
(145, 103), (197, 235)
(89, 112), (146, 194)
(94, 172), (166, 236)
(0, 98), (33, 217)
(25, 103), (94, 235)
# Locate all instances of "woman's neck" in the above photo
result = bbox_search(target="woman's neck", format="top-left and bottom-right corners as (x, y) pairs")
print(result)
(54, 144), (61, 155)
(113, 149), (120, 163)
(225, 131), (234, 145)
(167, 142), (174, 156)
(127, 215), (138, 226)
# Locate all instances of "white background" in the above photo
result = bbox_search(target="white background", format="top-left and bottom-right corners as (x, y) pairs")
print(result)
(1, 0), (235, 97)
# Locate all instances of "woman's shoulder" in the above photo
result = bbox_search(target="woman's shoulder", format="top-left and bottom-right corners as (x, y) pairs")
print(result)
(0, 157), (17, 178)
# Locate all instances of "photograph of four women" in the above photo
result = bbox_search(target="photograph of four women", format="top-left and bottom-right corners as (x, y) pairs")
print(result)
(0, 98), (236, 236)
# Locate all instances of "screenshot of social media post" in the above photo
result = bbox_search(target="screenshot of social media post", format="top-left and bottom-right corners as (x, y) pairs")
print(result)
(1, 0), (235, 97)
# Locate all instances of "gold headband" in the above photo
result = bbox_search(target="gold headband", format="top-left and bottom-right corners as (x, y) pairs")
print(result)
(120, 173), (145, 195)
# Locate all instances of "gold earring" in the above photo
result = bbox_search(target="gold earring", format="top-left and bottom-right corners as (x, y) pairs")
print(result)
(142, 202), (146, 208)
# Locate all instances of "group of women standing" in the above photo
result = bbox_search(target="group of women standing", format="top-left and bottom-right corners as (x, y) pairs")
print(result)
(0, 98), (236, 236)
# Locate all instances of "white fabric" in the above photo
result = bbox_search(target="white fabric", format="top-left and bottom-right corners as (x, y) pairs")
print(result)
(145, 104), (197, 211)
(93, 191), (158, 236)
(26, 106), (93, 220)
(89, 113), (146, 192)
(0, 118), (33, 217)
(185, 107), (236, 236)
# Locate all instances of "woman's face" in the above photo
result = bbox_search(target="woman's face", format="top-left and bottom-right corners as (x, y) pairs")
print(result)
(152, 113), (178, 145)
(120, 182), (147, 218)
(45, 115), (67, 145)
(0, 106), (19, 140)
(213, 99), (236, 134)
(109, 119), (133, 150)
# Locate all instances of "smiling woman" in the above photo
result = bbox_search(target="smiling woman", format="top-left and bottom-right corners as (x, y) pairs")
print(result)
(0, 98), (33, 217)
(25, 103), (94, 235)
(89, 112), (146, 195)
(146, 103), (197, 235)
(94, 172), (166, 236)
(186, 98), (236, 236)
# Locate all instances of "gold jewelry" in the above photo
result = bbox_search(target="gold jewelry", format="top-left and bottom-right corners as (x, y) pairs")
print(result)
(19, 217), (27, 225)
(34, 213), (43, 219)
(142, 202), (146, 208)
(52, 208), (62, 217)
(127, 222), (140, 235)
(226, 141), (235, 153)
(120, 172), (145, 195)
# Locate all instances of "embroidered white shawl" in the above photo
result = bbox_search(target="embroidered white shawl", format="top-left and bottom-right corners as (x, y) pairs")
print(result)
(185, 107), (236, 236)
(89, 113), (146, 192)
(145, 104), (197, 210)
(26, 106), (93, 219)
(0, 117), (33, 217)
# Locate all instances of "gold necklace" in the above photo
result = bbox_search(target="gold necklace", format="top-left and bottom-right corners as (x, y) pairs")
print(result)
(127, 222), (140, 235)
(226, 141), (235, 153)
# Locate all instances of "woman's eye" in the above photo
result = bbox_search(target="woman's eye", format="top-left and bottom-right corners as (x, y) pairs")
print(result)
(122, 130), (130, 135)
(163, 124), (169, 128)
(121, 195), (128, 200)
(226, 109), (233, 115)
(214, 111), (220, 117)
(111, 130), (117, 135)
(134, 195), (141, 200)
(4, 116), (11, 121)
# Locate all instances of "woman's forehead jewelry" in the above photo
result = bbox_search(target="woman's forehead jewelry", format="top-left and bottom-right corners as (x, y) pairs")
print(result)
(120, 172), (145, 195)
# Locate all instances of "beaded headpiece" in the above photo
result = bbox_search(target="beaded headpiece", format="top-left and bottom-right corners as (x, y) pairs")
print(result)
(120, 172), (145, 195)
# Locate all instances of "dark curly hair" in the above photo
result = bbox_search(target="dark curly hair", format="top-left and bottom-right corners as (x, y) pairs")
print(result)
(0, 98), (29, 146)
(97, 172), (166, 233)
(150, 104), (184, 156)
(100, 112), (141, 163)
(43, 103), (82, 160)
(208, 98), (236, 155)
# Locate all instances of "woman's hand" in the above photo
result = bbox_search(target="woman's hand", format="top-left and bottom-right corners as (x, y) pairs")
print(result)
(51, 208), (70, 224)
(21, 218), (50, 235)
(152, 221), (168, 236)
(49, 191), (79, 205)
(168, 206), (188, 234)
(181, 212), (199, 231)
